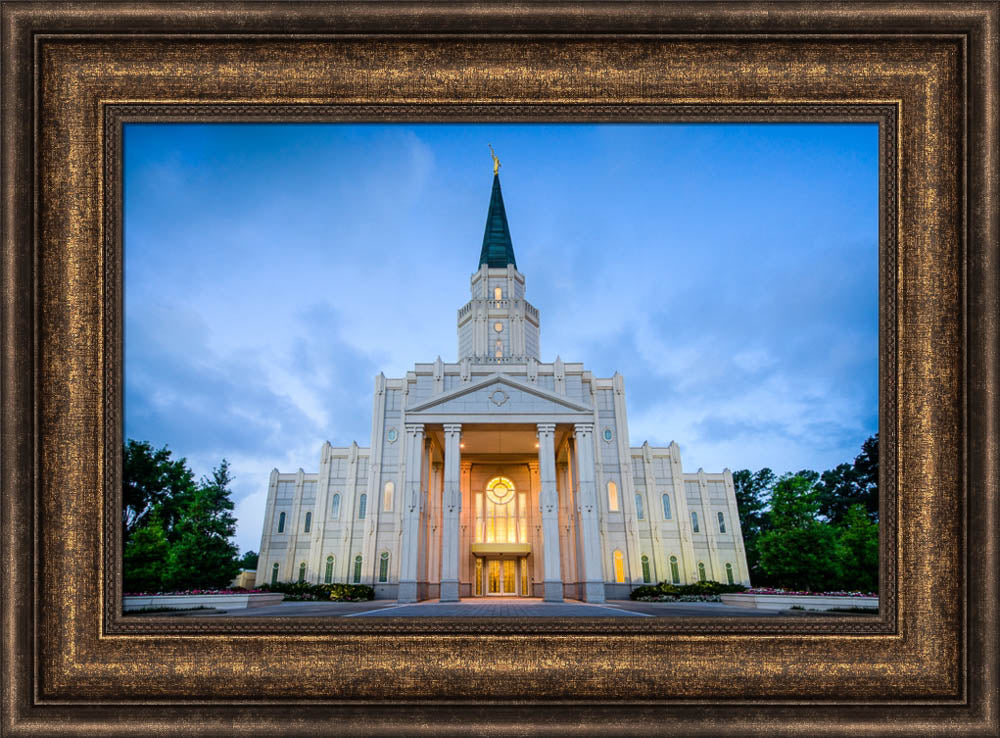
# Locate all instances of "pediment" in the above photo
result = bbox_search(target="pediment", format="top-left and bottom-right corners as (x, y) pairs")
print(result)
(407, 373), (591, 416)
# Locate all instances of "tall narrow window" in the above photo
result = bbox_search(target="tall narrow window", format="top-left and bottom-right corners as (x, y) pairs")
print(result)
(607, 481), (619, 512)
(475, 558), (483, 596)
(325, 555), (335, 584)
(698, 562), (707, 582)
(635, 493), (645, 520)
(669, 555), (680, 584)
(662, 494), (672, 519)
(378, 552), (389, 583)
(641, 554), (651, 583)
(277, 511), (285, 533)
(718, 511), (726, 533)
(613, 550), (625, 583)
(271, 562), (279, 585)
(298, 562), (306, 583)
(353, 555), (362, 583)
(303, 511), (311, 533)
(494, 286), (502, 301)
(358, 494), (367, 519)
(691, 511), (700, 532)
(726, 562), (734, 585)
(383, 482), (394, 512)
(331, 493), (341, 518)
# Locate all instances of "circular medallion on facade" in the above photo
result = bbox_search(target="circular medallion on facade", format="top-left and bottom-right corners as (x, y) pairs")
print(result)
(386, 428), (398, 443)
(603, 427), (614, 442)
(489, 389), (509, 406)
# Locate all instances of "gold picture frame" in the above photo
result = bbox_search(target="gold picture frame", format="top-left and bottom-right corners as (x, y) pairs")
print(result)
(2, 2), (996, 734)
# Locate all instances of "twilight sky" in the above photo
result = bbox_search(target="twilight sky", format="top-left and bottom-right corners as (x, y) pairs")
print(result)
(123, 122), (879, 555)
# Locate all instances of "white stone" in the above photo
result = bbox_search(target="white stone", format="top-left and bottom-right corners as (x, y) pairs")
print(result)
(256, 176), (751, 601)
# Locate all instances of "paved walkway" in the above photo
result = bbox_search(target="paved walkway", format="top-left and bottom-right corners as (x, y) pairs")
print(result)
(349, 598), (647, 617)
(187, 598), (783, 618)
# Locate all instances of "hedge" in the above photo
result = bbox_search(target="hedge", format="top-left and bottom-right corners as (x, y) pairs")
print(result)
(629, 580), (748, 600)
(259, 581), (375, 602)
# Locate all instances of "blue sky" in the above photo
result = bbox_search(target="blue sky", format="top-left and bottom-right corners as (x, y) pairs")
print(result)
(124, 122), (878, 555)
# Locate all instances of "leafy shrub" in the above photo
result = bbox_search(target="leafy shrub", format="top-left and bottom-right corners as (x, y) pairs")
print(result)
(629, 580), (747, 601)
(259, 581), (374, 602)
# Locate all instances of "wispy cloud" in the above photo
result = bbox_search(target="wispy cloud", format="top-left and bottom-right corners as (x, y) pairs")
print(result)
(125, 122), (878, 553)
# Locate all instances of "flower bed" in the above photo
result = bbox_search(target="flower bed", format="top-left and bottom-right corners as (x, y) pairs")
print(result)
(124, 588), (266, 596)
(744, 587), (877, 597)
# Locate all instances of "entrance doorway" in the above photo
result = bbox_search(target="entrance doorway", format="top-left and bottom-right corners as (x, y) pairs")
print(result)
(477, 557), (529, 597)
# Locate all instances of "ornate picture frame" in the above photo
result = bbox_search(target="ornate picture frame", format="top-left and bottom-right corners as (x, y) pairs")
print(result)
(2, 2), (996, 734)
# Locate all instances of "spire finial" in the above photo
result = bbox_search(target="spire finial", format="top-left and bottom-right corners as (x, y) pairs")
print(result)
(489, 144), (500, 176)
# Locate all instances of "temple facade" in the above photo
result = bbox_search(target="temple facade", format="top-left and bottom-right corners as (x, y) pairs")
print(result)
(255, 164), (750, 602)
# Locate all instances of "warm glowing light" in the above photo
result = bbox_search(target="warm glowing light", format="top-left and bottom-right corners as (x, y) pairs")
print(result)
(534, 442), (539, 448)
(460, 443), (465, 448)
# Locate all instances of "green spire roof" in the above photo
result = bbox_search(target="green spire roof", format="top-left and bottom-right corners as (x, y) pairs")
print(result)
(479, 173), (517, 269)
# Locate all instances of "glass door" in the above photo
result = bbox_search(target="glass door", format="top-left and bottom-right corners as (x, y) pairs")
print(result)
(487, 559), (501, 595)
(484, 558), (520, 596)
(502, 560), (517, 595)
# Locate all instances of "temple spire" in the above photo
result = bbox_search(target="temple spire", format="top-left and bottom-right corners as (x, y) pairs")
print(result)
(479, 147), (517, 269)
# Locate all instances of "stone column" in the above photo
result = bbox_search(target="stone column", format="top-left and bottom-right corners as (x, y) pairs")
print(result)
(574, 423), (605, 603)
(439, 423), (462, 602)
(536, 423), (563, 601)
(397, 423), (425, 603)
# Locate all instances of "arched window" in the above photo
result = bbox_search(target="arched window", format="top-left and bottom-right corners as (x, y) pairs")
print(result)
(358, 494), (367, 519)
(635, 493), (645, 520)
(475, 477), (527, 544)
(271, 562), (279, 585)
(494, 286), (502, 301)
(277, 511), (286, 533)
(298, 562), (307, 583)
(303, 511), (311, 533)
(698, 562), (707, 582)
(383, 482), (394, 512)
(718, 511), (726, 533)
(726, 562), (734, 585)
(613, 550), (625, 583)
(691, 511), (700, 533)
(607, 481), (619, 512)
(662, 494), (672, 519)
(641, 554), (651, 583)
(669, 555), (680, 584)
(353, 555), (362, 583)
(325, 555), (335, 584)
(378, 552), (390, 583)
(331, 493), (341, 519)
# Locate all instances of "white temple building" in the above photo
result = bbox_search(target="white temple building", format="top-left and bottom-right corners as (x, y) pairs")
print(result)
(256, 158), (751, 602)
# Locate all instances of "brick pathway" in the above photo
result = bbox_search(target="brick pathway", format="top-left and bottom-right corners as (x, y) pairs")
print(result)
(349, 598), (647, 617)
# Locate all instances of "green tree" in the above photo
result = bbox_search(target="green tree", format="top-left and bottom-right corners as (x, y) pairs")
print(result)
(815, 434), (879, 524)
(836, 503), (879, 592)
(732, 467), (776, 583)
(757, 473), (843, 591)
(123, 439), (198, 546)
(162, 460), (241, 591)
(238, 550), (259, 570)
(122, 510), (170, 593)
